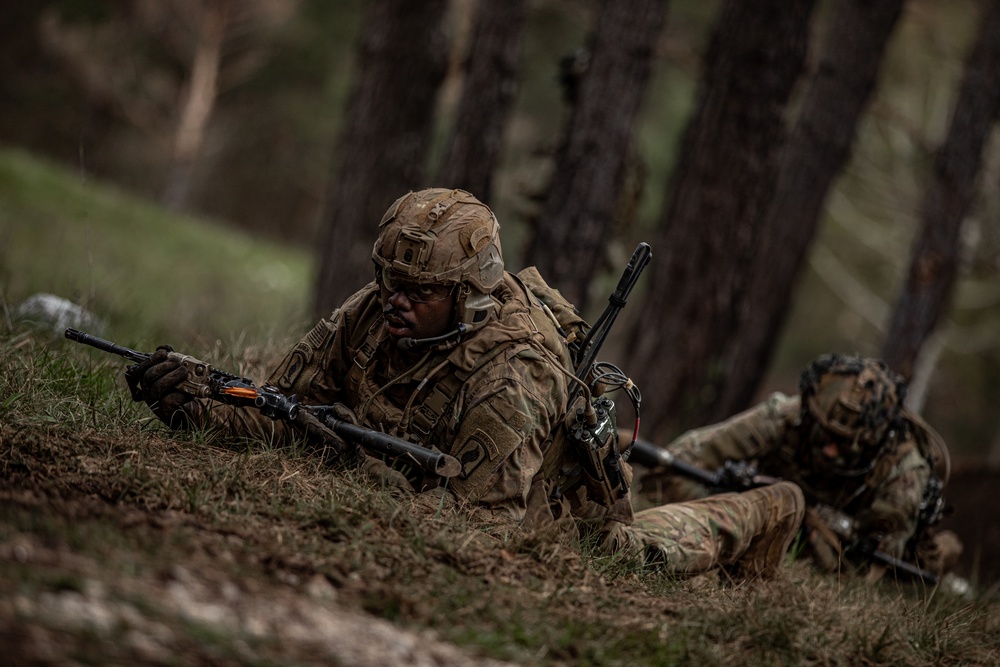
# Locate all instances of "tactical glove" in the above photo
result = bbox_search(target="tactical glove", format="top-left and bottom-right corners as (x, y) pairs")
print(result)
(127, 346), (200, 429)
(359, 456), (415, 495)
(915, 528), (963, 575)
(802, 506), (843, 571)
(293, 403), (365, 467)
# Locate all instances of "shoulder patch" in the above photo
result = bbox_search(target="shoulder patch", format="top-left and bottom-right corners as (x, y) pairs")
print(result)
(277, 343), (311, 390)
(305, 320), (332, 350)
(449, 401), (525, 502)
(275, 321), (332, 390)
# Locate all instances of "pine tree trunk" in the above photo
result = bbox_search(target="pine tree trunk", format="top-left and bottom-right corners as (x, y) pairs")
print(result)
(314, 0), (449, 315)
(435, 0), (526, 204)
(522, 0), (666, 311)
(623, 0), (815, 437)
(713, 0), (905, 420)
(881, 0), (1000, 381)
(165, 0), (233, 212)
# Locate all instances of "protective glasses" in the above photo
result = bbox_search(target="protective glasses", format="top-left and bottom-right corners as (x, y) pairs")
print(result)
(376, 267), (454, 303)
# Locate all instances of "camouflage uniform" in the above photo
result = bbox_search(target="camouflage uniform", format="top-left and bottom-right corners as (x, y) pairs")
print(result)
(199, 274), (803, 577)
(641, 356), (960, 575)
(163, 188), (805, 579)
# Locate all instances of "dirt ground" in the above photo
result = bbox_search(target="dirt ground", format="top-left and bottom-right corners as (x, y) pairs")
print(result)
(0, 425), (524, 666)
(3, 421), (998, 665)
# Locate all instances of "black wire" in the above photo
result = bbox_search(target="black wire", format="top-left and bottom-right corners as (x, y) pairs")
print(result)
(590, 361), (641, 418)
(591, 362), (642, 461)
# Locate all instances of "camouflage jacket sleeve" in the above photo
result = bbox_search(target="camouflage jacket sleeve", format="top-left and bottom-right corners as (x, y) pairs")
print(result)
(661, 392), (798, 499)
(194, 284), (376, 445)
(856, 441), (931, 557)
(444, 343), (572, 522)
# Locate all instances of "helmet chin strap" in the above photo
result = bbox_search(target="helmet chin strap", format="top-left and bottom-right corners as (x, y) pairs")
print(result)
(397, 323), (468, 352)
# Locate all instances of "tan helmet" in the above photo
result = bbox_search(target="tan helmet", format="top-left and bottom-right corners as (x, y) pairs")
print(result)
(373, 188), (504, 329)
(798, 354), (906, 474)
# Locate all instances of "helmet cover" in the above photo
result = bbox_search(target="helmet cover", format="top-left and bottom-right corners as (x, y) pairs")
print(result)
(372, 188), (504, 294)
(799, 354), (906, 466)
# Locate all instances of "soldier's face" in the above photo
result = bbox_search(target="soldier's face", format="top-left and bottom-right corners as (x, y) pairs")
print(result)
(806, 422), (854, 467)
(803, 420), (877, 474)
(380, 280), (456, 342)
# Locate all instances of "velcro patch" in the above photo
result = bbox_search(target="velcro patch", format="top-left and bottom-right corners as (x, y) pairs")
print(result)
(457, 429), (496, 477)
(449, 401), (525, 502)
(277, 343), (312, 390)
(305, 320), (332, 350)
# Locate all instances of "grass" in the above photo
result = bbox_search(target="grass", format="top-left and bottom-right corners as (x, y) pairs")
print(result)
(0, 146), (313, 346)
(1, 148), (999, 664)
(4, 321), (1000, 665)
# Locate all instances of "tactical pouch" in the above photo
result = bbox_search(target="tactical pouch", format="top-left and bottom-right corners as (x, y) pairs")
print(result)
(567, 395), (631, 506)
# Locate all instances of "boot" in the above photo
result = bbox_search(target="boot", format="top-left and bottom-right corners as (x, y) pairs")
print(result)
(725, 481), (805, 581)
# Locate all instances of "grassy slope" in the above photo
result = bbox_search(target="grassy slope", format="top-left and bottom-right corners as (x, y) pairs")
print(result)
(0, 147), (313, 347)
(1, 150), (998, 665)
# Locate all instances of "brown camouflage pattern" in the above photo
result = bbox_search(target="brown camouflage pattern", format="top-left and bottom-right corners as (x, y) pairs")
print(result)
(642, 392), (934, 559)
(612, 482), (805, 577)
(373, 188), (505, 294)
(198, 277), (804, 578)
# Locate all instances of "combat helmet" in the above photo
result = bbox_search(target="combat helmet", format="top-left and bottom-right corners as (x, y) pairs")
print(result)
(797, 353), (906, 477)
(372, 188), (504, 337)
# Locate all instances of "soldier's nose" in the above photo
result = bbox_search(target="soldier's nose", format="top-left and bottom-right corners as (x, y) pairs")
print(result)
(388, 290), (412, 308)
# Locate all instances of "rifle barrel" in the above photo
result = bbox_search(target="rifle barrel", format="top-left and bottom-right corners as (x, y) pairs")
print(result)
(628, 438), (722, 486)
(65, 328), (148, 363)
(321, 415), (462, 478)
(870, 549), (940, 585)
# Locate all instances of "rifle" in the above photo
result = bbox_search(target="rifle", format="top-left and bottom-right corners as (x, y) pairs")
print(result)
(628, 437), (940, 585)
(564, 243), (651, 505)
(626, 438), (780, 490)
(64, 328), (461, 478)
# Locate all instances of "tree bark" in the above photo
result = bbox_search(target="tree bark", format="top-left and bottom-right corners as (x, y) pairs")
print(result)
(314, 0), (449, 315)
(165, 0), (233, 211)
(881, 0), (1000, 381)
(435, 0), (527, 205)
(522, 0), (666, 311)
(712, 0), (905, 420)
(623, 0), (815, 437)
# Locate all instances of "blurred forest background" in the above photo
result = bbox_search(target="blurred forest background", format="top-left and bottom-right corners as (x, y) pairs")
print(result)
(2, 0), (1000, 471)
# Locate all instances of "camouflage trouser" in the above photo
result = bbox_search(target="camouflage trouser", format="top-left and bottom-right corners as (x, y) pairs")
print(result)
(616, 481), (805, 578)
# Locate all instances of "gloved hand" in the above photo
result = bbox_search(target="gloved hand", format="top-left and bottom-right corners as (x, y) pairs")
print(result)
(359, 457), (415, 495)
(802, 506), (843, 571)
(327, 402), (359, 428)
(294, 404), (364, 466)
(127, 346), (200, 429)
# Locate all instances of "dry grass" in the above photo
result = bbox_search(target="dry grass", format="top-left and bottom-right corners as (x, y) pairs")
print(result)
(2, 326), (999, 666)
